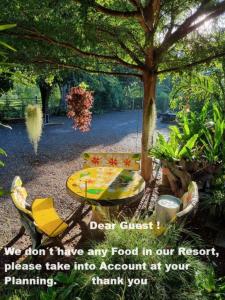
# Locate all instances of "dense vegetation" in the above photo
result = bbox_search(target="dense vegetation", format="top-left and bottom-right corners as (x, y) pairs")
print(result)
(2, 224), (225, 300)
(0, 72), (171, 119)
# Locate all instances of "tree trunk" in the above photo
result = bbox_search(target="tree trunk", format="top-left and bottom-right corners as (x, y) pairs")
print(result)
(38, 80), (52, 124)
(141, 71), (157, 182)
(59, 83), (68, 109)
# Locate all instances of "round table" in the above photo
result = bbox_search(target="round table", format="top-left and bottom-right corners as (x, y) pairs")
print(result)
(66, 167), (145, 221)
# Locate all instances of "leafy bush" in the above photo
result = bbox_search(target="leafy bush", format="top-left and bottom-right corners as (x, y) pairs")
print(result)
(150, 102), (225, 165)
(0, 147), (7, 168)
(201, 173), (225, 218)
(170, 72), (225, 113)
(195, 267), (225, 299)
(2, 222), (222, 300)
(150, 130), (198, 162)
(0, 121), (9, 196)
(0, 147), (7, 196)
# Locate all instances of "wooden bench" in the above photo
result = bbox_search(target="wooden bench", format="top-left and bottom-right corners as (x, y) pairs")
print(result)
(83, 152), (141, 171)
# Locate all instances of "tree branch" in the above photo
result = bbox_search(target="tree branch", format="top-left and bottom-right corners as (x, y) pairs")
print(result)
(96, 27), (144, 66)
(124, 29), (146, 55)
(128, 0), (141, 10)
(152, 0), (161, 31)
(4, 28), (143, 71)
(157, 50), (225, 74)
(30, 58), (142, 78)
(163, 5), (176, 42)
(157, 0), (225, 58)
(74, 0), (140, 18)
(141, 0), (161, 34)
(187, 6), (225, 32)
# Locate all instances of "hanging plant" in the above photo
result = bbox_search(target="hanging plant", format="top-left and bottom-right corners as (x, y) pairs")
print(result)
(66, 83), (94, 132)
(25, 104), (43, 154)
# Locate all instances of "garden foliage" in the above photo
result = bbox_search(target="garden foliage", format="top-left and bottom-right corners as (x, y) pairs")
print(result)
(3, 223), (224, 300)
(151, 102), (225, 164)
(0, 146), (7, 196)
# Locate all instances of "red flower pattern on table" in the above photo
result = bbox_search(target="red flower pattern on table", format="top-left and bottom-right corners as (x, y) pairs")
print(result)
(87, 179), (95, 184)
(108, 157), (118, 167)
(123, 158), (131, 167)
(91, 156), (100, 166)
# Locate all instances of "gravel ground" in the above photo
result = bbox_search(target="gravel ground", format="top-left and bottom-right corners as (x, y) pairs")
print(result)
(0, 110), (169, 248)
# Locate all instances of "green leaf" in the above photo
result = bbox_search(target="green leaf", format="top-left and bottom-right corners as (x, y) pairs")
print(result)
(59, 283), (78, 298)
(54, 272), (70, 284)
(213, 104), (221, 122)
(0, 148), (7, 156)
(169, 126), (182, 139)
(179, 134), (198, 157)
(0, 24), (16, 31)
(183, 115), (190, 136)
(0, 188), (5, 196)
(0, 188), (9, 196)
(0, 40), (16, 51)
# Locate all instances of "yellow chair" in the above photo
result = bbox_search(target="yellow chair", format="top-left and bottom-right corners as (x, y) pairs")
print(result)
(11, 177), (33, 218)
(11, 176), (68, 249)
(31, 197), (68, 237)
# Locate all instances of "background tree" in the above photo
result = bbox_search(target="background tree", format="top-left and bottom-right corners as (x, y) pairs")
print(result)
(0, 72), (13, 97)
(170, 61), (225, 113)
(37, 75), (56, 123)
(1, 0), (225, 181)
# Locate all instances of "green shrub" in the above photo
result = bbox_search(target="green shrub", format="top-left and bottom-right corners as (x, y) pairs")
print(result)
(0, 146), (7, 196)
(151, 102), (225, 165)
(195, 267), (225, 299)
(41, 223), (215, 300)
(2, 222), (222, 300)
(201, 173), (225, 218)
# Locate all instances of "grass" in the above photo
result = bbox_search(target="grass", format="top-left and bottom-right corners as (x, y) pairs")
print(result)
(1, 220), (222, 300)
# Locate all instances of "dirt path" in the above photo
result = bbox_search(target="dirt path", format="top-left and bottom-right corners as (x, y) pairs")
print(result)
(0, 110), (168, 247)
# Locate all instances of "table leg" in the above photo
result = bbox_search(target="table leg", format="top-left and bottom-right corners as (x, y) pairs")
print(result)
(91, 205), (120, 223)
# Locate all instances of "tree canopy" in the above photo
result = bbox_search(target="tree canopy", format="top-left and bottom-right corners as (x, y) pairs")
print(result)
(1, 1), (225, 76)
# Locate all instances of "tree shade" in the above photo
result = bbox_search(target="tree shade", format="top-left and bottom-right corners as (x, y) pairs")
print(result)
(1, 0), (225, 180)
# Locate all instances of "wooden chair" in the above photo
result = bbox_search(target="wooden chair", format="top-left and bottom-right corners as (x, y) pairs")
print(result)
(11, 176), (68, 249)
(176, 181), (199, 218)
(151, 181), (199, 237)
(83, 152), (141, 171)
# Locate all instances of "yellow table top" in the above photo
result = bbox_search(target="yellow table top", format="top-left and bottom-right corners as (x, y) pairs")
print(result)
(66, 167), (145, 205)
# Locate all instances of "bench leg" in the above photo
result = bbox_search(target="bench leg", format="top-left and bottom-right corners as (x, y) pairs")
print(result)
(31, 230), (43, 250)
(20, 214), (43, 249)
